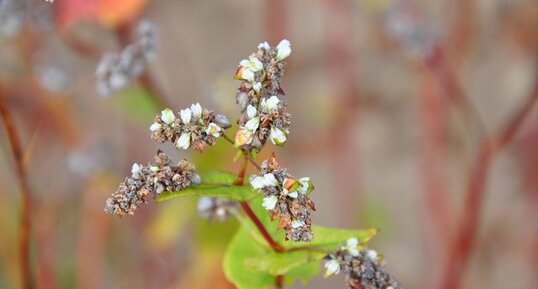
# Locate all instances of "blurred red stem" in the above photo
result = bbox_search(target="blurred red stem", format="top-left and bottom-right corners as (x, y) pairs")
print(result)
(0, 86), (35, 289)
(440, 73), (538, 289)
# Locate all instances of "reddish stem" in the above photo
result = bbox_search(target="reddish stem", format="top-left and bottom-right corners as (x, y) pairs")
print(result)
(440, 73), (538, 289)
(275, 275), (284, 289)
(0, 86), (35, 289)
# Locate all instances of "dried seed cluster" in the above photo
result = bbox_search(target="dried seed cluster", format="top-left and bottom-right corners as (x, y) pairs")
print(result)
(150, 103), (231, 151)
(104, 151), (200, 217)
(249, 154), (315, 242)
(234, 40), (292, 149)
(324, 238), (402, 289)
(96, 20), (159, 97)
(197, 197), (238, 222)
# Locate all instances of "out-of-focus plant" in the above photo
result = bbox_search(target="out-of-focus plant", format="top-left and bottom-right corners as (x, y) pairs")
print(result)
(103, 40), (403, 289)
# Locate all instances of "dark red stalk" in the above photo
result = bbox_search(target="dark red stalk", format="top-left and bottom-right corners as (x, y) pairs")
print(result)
(0, 86), (35, 289)
(440, 73), (538, 289)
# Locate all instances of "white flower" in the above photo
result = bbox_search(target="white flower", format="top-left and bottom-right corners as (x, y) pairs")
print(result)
(366, 250), (378, 262)
(287, 190), (298, 198)
(250, 175), (266, 189)
(344, 238), (360, 256)
(258, 41), (270, 50)
(205, 123), (222, 137)
(297, 177), (314, 194)
(190, 103), (203, 120)
(276, 39), (291, 61)
(262, 173), (279, 187)
(244, 116), (260, 132)
(270, 127), (287, 145)
(160, 108), (175, 125)
(291, 219), (305, 228)
(240, 56), (264, 72)
(176, 133), (191, 150)
(149, 122), (162, 132)
(260, 95), (280, 112)
(241, 69), (255, 82)
(324, 259), (340, 277)
(252, 82), (262, 94)
(262, 195), (278, 211)
(180, 108), (192, 124)
(149, 166), (160, 172)
(131, 163), (142, 174)
(234, 128), (254, 147)
(246, 105), (257, 119)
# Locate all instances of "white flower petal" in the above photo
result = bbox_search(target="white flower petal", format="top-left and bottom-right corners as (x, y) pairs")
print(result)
(131, 163), (142, 174)
(291, 219), (305, 228)
(241, 69), (255, 82)
(250, 175), (266, 189)
(258, 41), (270, 50)
(176, 133), (191, 150)
(252, 82), (262, 94)
(205, 123), (222, 138)
(180, 108), (192, 124)
(149, 166), (160, 172)
(160, 108), (175, 125)
(244, 116), (260, 132)
(262, 195), (278, 211)
(263, 173), (279, 187)
(347, 238), (359, 248)
(246, 105), (257, 119)
(190, 103), (203, 120)
(276, 39), (291, 61)
(149, 122), (162, 132)
(366, 250), (378, 262)
(288, 191), (298, 198)
(249, 56), (264, 72)
(270, 127), (287, 145)
(324, 259), (341, 277)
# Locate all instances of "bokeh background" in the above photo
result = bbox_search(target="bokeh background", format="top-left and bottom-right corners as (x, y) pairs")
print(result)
(1, 0), (538, 288)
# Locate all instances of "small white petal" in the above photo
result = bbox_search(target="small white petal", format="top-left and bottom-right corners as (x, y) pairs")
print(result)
(261, 95), (280, 112)
(287, 191), (298, 198)
(176, 133), (191, 150)
(250, 175), (266, 189)
(248, 56), (264, 72)
(262, 195), (278, 211)
(131, 163), (142, 174)
(276, 39), (291, 61)
(149, 122), (162, 132)
(205, 123), (222, 138)
(246, 105), (257, 119)
(366, 250), (378, 262)
(252, 82), (262, 94)
(149, 166), (160, 172)
(258, 41), (270, 50)
(190, 103), (203, 120)
(347, 238), (359, 248)
(263, 173), (279, 187)
(180, 108), (192, 124)
(291, 219), (305, 228)
(324, 259), (341, 277)
(241, 69), (255, 82)
(244, 116), (260, 132)
(298, 177), (312, 194)
(349, 248), (360, 257)
(160, 108), (175, 125)
(239, 59), (249, 67)
(270, 127), (287, 145)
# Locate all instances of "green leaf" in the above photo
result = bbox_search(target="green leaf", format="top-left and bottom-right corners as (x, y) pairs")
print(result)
(285, 226), (379, 250)
(245, 250), (325, 275)
(155, 171), (256, 202)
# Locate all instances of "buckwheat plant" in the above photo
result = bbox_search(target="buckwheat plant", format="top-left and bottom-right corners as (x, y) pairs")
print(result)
(105, 40), (402, 289)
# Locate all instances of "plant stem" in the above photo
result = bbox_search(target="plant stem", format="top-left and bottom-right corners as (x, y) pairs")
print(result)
(275, 275), (284, 289)
(0, 86), (35, 289)
(440, 72), (538, 289)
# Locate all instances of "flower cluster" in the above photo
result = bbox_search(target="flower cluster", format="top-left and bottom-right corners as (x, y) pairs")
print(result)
(324, 238), (402, 289)
(249, 154), (315, 242)
(197, 197), (238, 222)
(96, 20), (159, 97)
(104, 151), (200, 217)
(150, 103), (231, 151)
(234, 40), (292, 149)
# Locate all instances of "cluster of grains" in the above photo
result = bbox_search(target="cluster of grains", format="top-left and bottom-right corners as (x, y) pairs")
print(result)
(197, 197), (238, 222)
(233, 40), (292, 149)
(324, 238), (402, 289)
(249, 154), (315, 241)
(96, 20), (159, 97)
(104, 151), (200, 217)
(149, 103), (231, 151)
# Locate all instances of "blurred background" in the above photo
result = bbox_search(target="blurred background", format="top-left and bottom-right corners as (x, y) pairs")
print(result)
(1, 0), (538, 288)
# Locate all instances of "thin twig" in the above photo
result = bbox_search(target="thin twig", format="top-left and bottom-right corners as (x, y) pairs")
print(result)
(440, 72), (538, 289)
(0, 86), (35, 289)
